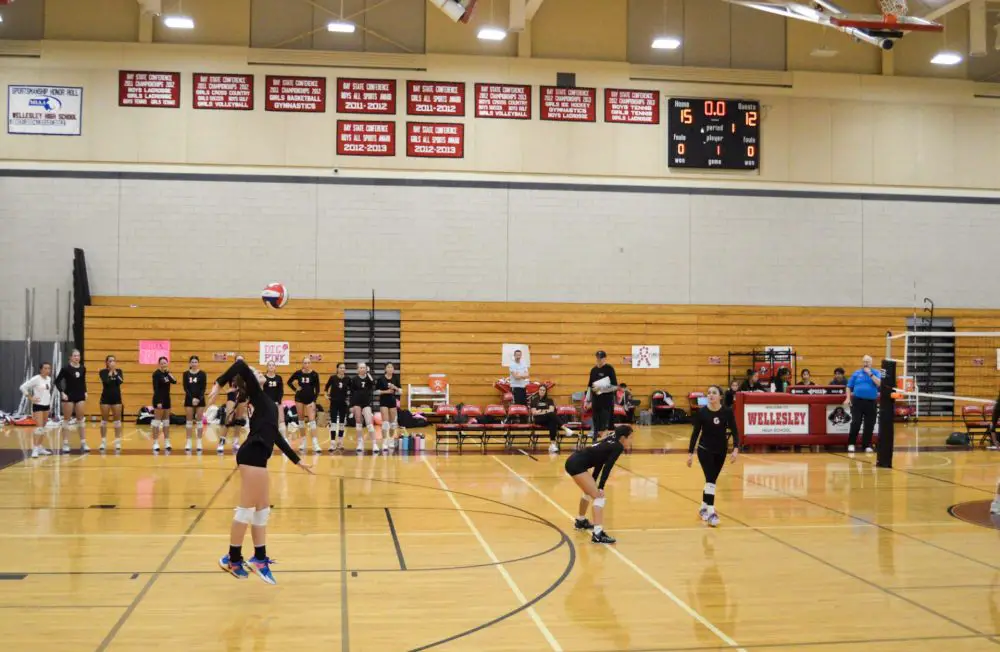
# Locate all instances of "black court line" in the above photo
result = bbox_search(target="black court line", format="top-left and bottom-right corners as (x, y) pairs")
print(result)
(0, 574), (26, 580)
(516, 449), (538, 462)
(384, 508), (407, 571)
(339, 477), (350, 652)
(617, 464), (993, 640)
(94, 468), (236, 652)
(0, 450), (24, 472)
(0, 604), (130, 609)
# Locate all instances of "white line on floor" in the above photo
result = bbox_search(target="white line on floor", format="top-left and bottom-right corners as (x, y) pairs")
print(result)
(422, 457), (562, 652)
(492, 456), (747, 652)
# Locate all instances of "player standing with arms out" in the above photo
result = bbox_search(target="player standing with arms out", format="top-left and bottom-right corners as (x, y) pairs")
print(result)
(207, 358), (313, 583)
(151, 357), (177, 453)
(687, 385), (740, 528)
(261, 362), (285, 438)
(587, 350), (618, 442)
(351, 362), (378, 455)
(325, 363), (350, 453)
(99, 355), (125, 452)
(288, 356), (321, 454)
(21, 362), (55, 458)
(376, 363), (401, 453)
(564, 425), (633, 544)
(183, 356), (207, 453)
(55, 349), (89, 453)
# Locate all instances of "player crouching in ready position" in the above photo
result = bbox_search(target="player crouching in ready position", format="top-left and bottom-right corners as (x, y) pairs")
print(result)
(207, 359), (313, 584)
(564, 425), (633, 544)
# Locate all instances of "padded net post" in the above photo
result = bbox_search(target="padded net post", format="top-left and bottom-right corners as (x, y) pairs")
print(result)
(877, 359), (897, 468)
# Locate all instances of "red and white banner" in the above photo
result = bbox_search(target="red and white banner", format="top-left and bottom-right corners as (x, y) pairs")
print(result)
(743, 404), (810, 435)
(540, 86), (596, 122)
(475, 83), (531, 120)
(407, 81), (465, 116)
(604, 88), (659, 124)
(337, 78), (396, 115)
(337, 120), (395, 157)
(119, 71), (180, 108)
(406, 122), (464, 158)
(265, 75), (326, 112)
(193, 73), (253, 110)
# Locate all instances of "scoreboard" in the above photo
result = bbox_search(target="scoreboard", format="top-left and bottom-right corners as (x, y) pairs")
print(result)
(667, 97), (760, 170)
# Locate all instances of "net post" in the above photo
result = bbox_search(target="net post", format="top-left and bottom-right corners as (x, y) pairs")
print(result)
(877, 358), (897, 468)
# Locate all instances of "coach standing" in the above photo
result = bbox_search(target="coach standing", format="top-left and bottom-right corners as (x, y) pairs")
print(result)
(509, 349), (530, 406)
(844, 354), (882, 453)
(588, 350), (619, 441)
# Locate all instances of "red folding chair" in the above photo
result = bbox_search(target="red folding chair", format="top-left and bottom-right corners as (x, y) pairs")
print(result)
(506, 404), (535, 450)
(556, 405), (580, 449)
(484, 404), (509, 450)
(459, 405), (485, 452)
(434, 405), (460, 450)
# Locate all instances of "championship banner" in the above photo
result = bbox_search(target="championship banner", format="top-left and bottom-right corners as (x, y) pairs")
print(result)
(259, 341), (290, 366)
(406, 81), (465, 116)
(8, 85), (83, 136)
(604, 88), (659, 125)
(336, 78), (396, 114)
(119, 71), (180, 108)
(743, 404), (809, 435)
(475, 83), (531, 119)
(406, 122), (464, 158)
(265, 75), (326, 112)
(193, 73), (253, 110)
(631, 345), (659, 369)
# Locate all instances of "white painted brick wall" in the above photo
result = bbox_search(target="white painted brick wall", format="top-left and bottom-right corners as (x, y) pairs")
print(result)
(117, 180), (318, 299)
(315, 184), (508, 301)
(862, 200), (1000, 308)
(0, 177), (119, 339)
(2, 175), (998, 341)
(689, 195), (864, 307)
(507, 189), (691, 303)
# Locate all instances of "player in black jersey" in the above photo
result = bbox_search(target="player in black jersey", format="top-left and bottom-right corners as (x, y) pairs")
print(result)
(261, 362), (285, 438)
(376, 363), (401, 454)
(531, 384), (573, 454)
(218, 355), (250, 454)
(99, 355), (125, 452)
(183, 356), (208, 453)
(151, 357), (177, 453)
(564, 425), (633, 544)
(350, 362), (378, 455)
(288, 357), (321, 454)
(687, 385), (740, 528)
(325, 363), (350, 453)
(207, 359), (313, 583)
(587, 351), (619, 442)
(55, 349), (89, 453)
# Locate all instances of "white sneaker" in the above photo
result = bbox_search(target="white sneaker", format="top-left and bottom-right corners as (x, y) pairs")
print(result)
(184, 440), (192, 453)
(99, 439), (106, 452)
(707, 513), (720, 527)
(62, 441), (70, 453)
(356, 446), (364, 456)
(232, 440), (240, 453)
(865, 447), (874, 454)
(80, 441), (90, 453)
(196, 440), (203, 453)
(217, 441), (225, 454)
(30, 447), (39, 459)
(153, 442), (160, 453)
(548, 442), (559, 454)
(164, 440), (172, 452)
(991, 500), (1000, 515)
(562, 426), (575, 438)
(698, 506), (709, 521)
(298, 441), (306, 453)
(847, 445), (855, 453)
(39, 447), (52, 456)
(382, 441), (390, 453)
(114, 439), (122, 452)
(313, 439), (322, 454)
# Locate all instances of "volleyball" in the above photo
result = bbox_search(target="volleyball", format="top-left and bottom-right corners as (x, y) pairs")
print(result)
(261, 283), (288, 309)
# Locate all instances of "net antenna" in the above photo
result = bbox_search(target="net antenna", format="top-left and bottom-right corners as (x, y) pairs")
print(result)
(886, 330), (1000, 419)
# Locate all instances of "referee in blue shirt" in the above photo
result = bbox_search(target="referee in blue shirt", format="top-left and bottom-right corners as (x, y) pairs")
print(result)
(844, 354), (882, 453)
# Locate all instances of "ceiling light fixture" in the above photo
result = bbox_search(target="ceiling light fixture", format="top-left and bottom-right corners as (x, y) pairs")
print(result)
(651, 36), (681, 50)
(477, 27), (507, 41)
(930, 51), (962, 65)
(163, 15), (195, 29)
(327, 21), (356, 33)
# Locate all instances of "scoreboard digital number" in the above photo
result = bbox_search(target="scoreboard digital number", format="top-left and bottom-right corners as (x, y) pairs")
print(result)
(667, 98), (760, 170)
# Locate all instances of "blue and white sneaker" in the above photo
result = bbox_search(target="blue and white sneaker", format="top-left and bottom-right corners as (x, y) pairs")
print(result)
(219, 555), (248, 579)
(246, 556), (277, 585)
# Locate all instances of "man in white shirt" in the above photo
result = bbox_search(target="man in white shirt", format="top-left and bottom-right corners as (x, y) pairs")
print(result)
(509, 349), (530, 405)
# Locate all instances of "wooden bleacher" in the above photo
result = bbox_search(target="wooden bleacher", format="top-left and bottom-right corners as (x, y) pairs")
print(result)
(83, 297), (1000, 417)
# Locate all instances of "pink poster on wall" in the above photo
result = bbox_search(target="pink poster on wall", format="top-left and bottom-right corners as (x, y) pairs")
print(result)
(139, 340), (170, 365)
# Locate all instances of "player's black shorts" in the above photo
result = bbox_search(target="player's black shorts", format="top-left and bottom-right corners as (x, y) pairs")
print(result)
(379, 395), (397, 409)
(564, 454), (590, 477)
(235, 439), (272, 468)
(329, 402), (349, 423)
(152, 395), (171, 410)
(64, 394), (86, 404)
(184, 395), (205, 408)
(295, 391), (317, 406)
(32, 404), (50, 413)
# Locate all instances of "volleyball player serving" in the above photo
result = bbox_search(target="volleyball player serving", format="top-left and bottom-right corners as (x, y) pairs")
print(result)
(687, 385), (740, 527)
(208, 358), (313, 583)
(564, 425), (633, 544)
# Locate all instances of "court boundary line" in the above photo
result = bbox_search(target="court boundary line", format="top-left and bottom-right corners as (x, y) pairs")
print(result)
(94, 467), (237, 652)
(384, 507), (407, 571)
(339, 477), (350, 652)
(421, 457), (562, 652)
(491, 456), (746, 652)
(615, 463), (993, 641)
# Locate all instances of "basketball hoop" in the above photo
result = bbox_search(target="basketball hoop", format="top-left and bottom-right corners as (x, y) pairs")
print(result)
(830, 0), (941, 33)
(879, 0), (907, 23)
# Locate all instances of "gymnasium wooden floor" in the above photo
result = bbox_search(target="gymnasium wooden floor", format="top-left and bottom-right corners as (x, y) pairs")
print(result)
(2, 422), (1000, 651)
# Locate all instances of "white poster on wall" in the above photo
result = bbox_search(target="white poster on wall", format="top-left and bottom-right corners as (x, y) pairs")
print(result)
(259, 341), (290, 366)
(501, 344), (530, 367)
(8, 85), (83, 136)
(743, 404), (810, 435)
(632, 345), (660, 369)
(825, 404), (878, 435)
